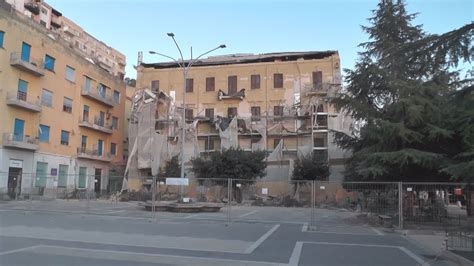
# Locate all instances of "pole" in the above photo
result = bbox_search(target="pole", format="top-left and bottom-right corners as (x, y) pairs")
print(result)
(180, 68), (187, 198)
(152, 175), (156, 218)
(398, 182), (403, 229)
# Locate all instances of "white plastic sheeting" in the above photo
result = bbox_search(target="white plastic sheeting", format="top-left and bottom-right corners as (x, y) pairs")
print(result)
(217, 117), (238, 150)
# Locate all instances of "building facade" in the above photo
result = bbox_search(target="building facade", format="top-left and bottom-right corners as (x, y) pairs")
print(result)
(4, 0), (126, 78)
(128, 51), (351, 190)
(0, 4), (125, 198)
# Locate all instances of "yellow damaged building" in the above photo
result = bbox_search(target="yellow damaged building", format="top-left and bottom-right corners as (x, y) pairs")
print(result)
(0, 4), (125, 197)
(127, 51), (351, 190)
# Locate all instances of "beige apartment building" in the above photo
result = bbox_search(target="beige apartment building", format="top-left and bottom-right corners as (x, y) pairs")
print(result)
(127, 51), (351, 190)
(4, 0), (126, 78)
(0, 3), (125, 197)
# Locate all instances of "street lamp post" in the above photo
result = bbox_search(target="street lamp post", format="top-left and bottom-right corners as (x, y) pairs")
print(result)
(149, 34), (226, 184)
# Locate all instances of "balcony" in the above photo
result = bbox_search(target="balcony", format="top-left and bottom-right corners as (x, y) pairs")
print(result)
(77, 147), (112, 162)
(51, 16), (61, 28)
(10, 52), (45, 77)
(79, 117), (113, 134)
(6, 91), (42, 112)
(81, 86), (115, 107)
(217, 89), (246, 101)
(24, 0), (40, 15)
(2, 133), (39, 151)
(305, 83), (335, 96)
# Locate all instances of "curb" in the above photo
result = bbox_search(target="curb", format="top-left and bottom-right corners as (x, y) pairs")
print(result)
(442, 250), (474, 266)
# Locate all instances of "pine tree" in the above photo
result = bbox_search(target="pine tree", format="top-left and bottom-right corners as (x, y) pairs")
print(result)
(332, 0), (473, 182)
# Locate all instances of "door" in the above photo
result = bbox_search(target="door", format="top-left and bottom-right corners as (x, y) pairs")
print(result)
(83, 105), (89, 122)
(58, 165), (68, 188)
(18, 79), (28, 101)
(13, 119), (25, 141)
(21, 42), (31, 62)
(84, 77), (92, 92)
(97, 139), (103, 156)
(81, 135), (87, 152)
(99, 111), (105, 126)
(78, 167), (87, 189)
(7, 167), (22, 199)
(35, 162), (48, 189)
(94, 168), (102, 193)
(228, 75), (237, 94)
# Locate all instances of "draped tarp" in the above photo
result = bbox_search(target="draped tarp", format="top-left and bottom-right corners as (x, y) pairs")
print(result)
(217, 117), (238, 150)
(267, 139), (283, 161)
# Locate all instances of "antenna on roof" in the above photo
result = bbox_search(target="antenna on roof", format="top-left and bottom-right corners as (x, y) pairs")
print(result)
(137, 51), (143, 65)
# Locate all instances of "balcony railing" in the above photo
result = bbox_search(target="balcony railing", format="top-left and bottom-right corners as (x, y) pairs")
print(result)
(6, 91), (42, 112)
(77, 147), (112, 162)
(10, 52), (45, 77)
(24, 0), (40, 15)
(2, 133), (39, 151)
(81, 86), (115, 107)
(305, 83), (335, 96)
(79, 116), (113, 134)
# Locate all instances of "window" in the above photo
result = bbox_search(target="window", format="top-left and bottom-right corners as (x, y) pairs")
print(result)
(313, 71), (322, 89)
(227, 107), (237, 118)
(13, 119), (24, 141)
(273, 139), (282, 149)
(60, 130), (69, 145)
(0, 31), (4, 48)
(44, 54), (55, 71)
(274, 73), (283, 88)
(17, 79), (28, 101)
(110, 143), (117, 155)
(39, 20), (47, 27)
(35, 162), (48, 188)
(228, 75), (237, 94)
(98, 83), (106, 97)
(38, 124), (50, 142)
(58, 165), (68, 188)
(78, 167), (87, 189)
(151, 80), (159, 92)
(65, 65), (75, 82)
(113, 90), (120, 103)
(21, 42), (31, 62)
(314, 137), (325, 147)
(274, 106), (284, 117)
(84, 76), (92, 91)
(251, 74), (260, 89)
(186, 78), (194, 92)
(251, 106), (261, 121)
(185, 109), (193, 121)
(112, 116), (118, 129)
(205, 138), (214, 151)
(205, 108), (214, 119)
(41, 89), (53, 107)
(63, 97), (72, 113)
(206, 77), (215, 91)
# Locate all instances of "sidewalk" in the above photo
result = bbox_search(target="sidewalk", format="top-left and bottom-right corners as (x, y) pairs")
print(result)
(404, 230), (473, 266)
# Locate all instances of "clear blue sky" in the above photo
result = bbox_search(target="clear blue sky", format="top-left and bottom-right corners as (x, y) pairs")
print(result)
(48, 0), (473, 79)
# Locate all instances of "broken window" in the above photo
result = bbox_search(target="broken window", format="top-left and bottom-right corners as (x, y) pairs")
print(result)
(205, 138), (214, 151)
(151, 80), (159, 92)
(228, 75), (237, 94)
(205, 108), (214, 119)
(186, 78), (194, 93)
(206, 77), (215, 91)
(251, 74), (260, 89)
(251, 106), (261, 121)
(273, 138), (282, 149)
(227, 107), (237, 118)
(312, 71), (322, 89)
(274, 106), (284, 117)
(273, 73), (283, 88)
(185, 109), (193, 121)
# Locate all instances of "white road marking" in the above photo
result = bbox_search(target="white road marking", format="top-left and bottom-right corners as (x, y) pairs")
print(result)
(289, 241), (428, 266)
(301, 223), (308, 232)
(0, 245), (42, 256)
(245, 224), (280, 254)
(30, 245), (286, 266)
(288, 242), (303, 266)
(399, 246), (429, 265)
(372, 228), (384, 235)
(237, 210), (259, 218)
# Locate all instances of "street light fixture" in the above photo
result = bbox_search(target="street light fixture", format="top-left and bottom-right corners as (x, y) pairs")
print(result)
(149, 33), (226, 184)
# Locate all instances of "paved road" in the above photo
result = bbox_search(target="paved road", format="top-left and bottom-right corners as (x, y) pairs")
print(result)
(0, 201), (457, 265)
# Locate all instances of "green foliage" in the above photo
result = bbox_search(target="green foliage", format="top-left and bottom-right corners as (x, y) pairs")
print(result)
(161, 155), (181, 177)
(331, 0), (473, 182)
(292, 155), (329, 181)
(191, 148), (266, 181)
